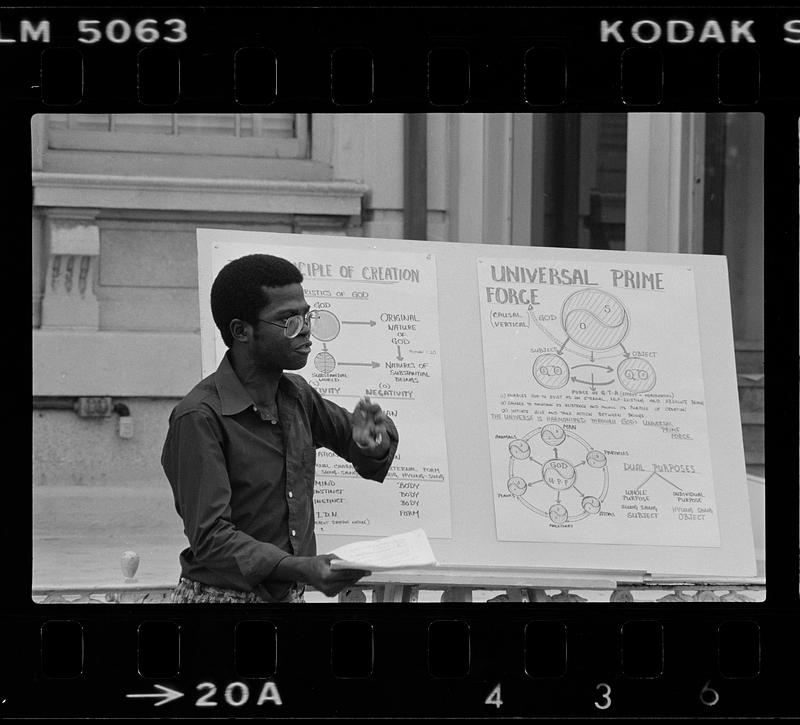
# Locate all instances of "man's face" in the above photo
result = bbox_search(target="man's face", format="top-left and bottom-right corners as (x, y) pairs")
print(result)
(248, 283), (312, 372)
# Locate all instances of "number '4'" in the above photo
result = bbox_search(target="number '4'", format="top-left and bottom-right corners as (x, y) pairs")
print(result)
(485, 684), (503, 709)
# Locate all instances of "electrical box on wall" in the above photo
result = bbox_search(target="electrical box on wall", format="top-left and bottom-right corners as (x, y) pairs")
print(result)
(118, 416), (134, 439)
(75, 396), (113, 418)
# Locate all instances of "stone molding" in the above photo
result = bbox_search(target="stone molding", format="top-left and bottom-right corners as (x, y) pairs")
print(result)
(32, 172), (368, 216)
(40, 209), (101, 330)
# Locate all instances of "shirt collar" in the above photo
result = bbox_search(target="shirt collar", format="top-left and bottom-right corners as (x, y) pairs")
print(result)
(215, 351), (300, 416)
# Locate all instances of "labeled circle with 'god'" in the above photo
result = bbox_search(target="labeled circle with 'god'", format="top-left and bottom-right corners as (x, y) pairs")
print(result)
(542, 459), (576, 490)
(561, 289), (629, 351)
(311, 310), (341, 342)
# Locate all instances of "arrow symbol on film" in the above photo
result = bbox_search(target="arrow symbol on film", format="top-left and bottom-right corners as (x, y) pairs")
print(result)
(342, 319), (376, 326)
(396, 345), (404, 361)
(557, 338), (568, 355)
(339, 361), (381, 368)
(126, 684), (184, 707)
(619, 342), (630, 357)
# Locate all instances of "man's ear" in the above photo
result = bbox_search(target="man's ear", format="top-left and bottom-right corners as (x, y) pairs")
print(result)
(229, 319), (249, 343)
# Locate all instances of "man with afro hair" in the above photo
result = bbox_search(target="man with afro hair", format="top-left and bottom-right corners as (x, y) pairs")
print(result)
(162, 254), (398, 603)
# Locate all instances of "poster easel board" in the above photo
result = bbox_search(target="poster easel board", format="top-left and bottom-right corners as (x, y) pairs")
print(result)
(196, 229), (757, 580)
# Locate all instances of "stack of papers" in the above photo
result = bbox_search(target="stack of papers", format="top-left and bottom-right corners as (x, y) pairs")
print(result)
(328, 528), (437, 571)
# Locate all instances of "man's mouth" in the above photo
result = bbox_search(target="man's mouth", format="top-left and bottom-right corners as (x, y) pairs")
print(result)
(295, 341), (312, 353)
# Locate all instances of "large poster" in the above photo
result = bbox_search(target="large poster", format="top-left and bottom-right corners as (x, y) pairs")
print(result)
(477, 257), (720, 547)
(208, 238), (452, 538)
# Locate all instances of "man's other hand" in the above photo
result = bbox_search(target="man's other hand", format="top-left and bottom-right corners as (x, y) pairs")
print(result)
(305, 554), (370, 597)
(352, 396), (391, 456)
(274, 554), (370, 597)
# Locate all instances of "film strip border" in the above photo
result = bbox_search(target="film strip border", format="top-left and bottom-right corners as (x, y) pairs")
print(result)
(3, 609), (794, 717)
(0, 9), (799, 108)
(4, 5), (799, 719)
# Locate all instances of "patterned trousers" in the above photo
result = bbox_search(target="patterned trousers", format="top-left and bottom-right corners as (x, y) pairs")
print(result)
(171, 577), (305, 603)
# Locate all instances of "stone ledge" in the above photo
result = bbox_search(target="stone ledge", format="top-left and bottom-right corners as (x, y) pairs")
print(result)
(33, 172), (368, 216)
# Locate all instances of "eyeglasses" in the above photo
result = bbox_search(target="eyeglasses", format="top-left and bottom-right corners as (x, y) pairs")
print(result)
(257, 310), (320, 338)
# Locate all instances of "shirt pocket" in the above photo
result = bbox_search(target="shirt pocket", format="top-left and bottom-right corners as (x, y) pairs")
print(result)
(301, 445), (317, 493)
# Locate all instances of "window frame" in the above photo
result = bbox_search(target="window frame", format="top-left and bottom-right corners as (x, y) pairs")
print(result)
(47, 113), (310, 159)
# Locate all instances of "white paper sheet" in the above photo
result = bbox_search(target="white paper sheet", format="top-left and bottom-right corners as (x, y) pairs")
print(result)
(328, 528), (437, 570)
(477, 257), (721, 548)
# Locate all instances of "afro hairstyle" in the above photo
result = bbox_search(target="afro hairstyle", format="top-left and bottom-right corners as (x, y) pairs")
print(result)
(210, 253), (304, 347)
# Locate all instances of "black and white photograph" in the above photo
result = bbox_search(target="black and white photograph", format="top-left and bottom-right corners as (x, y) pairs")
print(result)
(31, 112), (765, 605)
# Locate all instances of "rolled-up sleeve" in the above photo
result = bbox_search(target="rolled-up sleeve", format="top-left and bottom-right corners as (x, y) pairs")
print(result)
(303, 387), (398, 482)
(161, 410), (291, 587)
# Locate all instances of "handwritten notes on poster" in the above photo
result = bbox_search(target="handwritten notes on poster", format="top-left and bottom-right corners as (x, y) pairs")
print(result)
(209, 240), (451, 538)
(477, 258), (721, 548)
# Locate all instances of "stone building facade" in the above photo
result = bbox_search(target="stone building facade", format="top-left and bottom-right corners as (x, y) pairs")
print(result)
(31, 113), (763, 577)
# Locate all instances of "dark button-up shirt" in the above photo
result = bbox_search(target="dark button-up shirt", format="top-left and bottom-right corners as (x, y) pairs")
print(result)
(161, 353), (398, 600)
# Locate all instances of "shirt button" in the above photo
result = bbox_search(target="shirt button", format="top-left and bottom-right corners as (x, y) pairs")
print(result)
(291, 529), (296, 537)
(288, 491), (293, 498)
(271, 420), (276, 424)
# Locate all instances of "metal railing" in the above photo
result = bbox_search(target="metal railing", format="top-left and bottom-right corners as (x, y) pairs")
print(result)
(32, 582), (765, 604)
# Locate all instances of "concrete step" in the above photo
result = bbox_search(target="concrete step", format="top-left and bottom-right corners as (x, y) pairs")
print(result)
(737, 374), (764, 414)
(741, 415), (764, 465)
(740, 411), (764, 426)
(737, 371), (764, 468)
(734, 341), (764, 375)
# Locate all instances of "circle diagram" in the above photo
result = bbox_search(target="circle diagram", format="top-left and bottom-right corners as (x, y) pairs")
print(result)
(586, 450), (607, 468)
(314, 350), (337, 373)
(504, 424), (609, 524)
(532, 353), (570, 389)
(509, 439), (531, 460)
(617, 357), (656, 393)
(541, 423), (566, 446)
(561, 289), (629, 351)
(311, 310), (341, 342)
(542, 459), (576, 490)
(582, 496), (601, 514)
(507, 477), (527, 496)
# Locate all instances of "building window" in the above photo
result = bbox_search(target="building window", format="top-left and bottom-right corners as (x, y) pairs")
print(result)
(702, 113), (763, 343)
(512, 113), (627, 250)
(47, 113), (309, 158)
(540, 113), (627, 250)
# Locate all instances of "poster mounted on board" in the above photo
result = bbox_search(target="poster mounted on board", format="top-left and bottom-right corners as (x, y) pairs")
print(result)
(197, 228), (756, 579)
(199, 233), (452, 540)
(477, 258), (719, 548)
